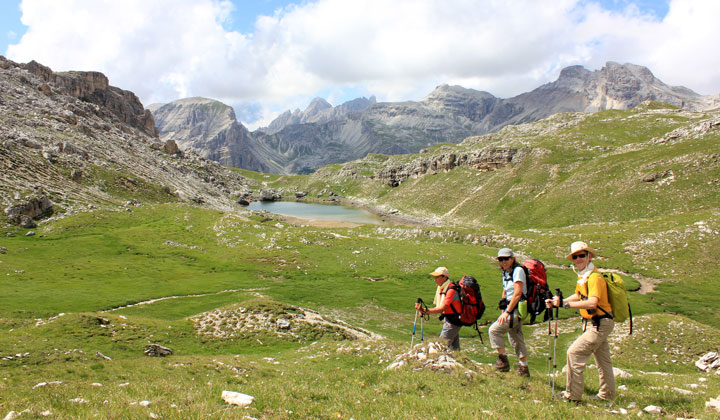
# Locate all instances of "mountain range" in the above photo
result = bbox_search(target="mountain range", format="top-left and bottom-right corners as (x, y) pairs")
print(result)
(151, 62), (719, 174)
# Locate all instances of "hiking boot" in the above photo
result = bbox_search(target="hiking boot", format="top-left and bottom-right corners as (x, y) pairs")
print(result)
(494, 354), (510, 372)
(589, 394), (613, 407)
(554, 391), (580, 403)
(516, 364), (530, 377)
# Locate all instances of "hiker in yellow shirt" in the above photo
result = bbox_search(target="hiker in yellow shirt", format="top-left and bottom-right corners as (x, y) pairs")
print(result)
(546, 241), (615, 403)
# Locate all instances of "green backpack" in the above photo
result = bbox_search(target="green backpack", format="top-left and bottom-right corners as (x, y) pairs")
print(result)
(600, 273), (633, 334)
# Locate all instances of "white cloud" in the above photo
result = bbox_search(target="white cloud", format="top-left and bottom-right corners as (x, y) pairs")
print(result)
(6, 0), (720, 128)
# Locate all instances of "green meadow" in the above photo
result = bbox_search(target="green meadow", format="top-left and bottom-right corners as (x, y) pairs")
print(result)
(1, 202), (719, 419)
(1, 104), (720, 418)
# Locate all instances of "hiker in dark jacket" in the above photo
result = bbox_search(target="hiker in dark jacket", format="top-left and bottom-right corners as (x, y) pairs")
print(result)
(488, 248), (530, 376)
(546, 241), (615, 403)
(415, 266), (462, 351)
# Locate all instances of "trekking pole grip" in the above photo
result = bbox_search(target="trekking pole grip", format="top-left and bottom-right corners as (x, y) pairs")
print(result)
(555, 289), (563, 308)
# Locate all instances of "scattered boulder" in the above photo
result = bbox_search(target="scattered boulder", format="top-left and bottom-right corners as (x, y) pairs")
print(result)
(707, 395), (720, 413)
(696, 352), (720, 372)
(221, 390), (254, 407)
(295, 191), (307, 198)
(642, 170), (670, 182)
(260, 189), (280, 201)
(144, 344), (173, 357)
(613, 367), (632, 378)
(643, 405), (662, 415)
(163, 140), (180, 155)
(4, 193), (53, 225)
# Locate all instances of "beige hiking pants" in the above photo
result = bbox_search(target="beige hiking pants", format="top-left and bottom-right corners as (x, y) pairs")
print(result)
(566, 317), (615, 401)
(488, 313), (528, 359)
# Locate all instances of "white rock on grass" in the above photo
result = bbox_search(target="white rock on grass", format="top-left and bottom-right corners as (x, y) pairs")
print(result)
(3, 412), (18, 420)
(672, 387), (693, 395)
(69, 398), (88, 404)
(618, 385), (628, 391)
(40, 411), (51, 417)
(613, 367), (632, 378)
(386, 360), (406, 370)
(643, 405), (662, 415)
(222, 390), (254, 407)
(695, 352), (720, 372)
(707, 396), (720, 412)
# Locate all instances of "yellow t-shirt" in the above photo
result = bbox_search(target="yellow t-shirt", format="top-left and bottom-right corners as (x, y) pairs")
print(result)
(575, 272), (613, 319)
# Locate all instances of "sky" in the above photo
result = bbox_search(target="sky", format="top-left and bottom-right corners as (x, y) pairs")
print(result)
(2, 0), (719, 130)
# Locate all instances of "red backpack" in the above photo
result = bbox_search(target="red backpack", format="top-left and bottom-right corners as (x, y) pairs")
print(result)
(443, 276), (486, 341)
(521, 259), (551, 324)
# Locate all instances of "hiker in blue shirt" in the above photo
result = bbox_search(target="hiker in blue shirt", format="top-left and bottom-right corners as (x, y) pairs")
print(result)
(488, 248), (530, 376)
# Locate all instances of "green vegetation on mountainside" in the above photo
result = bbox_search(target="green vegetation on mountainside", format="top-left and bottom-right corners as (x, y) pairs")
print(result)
(269, 104), (720, 327)
(1, 205), (719, 419)
(2, 104), (719, 419)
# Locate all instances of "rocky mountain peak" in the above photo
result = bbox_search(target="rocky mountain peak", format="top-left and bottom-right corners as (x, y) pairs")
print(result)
(153, 61), (718, 175)
(422, 84), (496, 102)
(304, 97), (332, 116)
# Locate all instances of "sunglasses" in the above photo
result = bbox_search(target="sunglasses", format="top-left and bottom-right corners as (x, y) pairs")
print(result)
(572, 253), (588, 260)
(497, 257), (511, 262)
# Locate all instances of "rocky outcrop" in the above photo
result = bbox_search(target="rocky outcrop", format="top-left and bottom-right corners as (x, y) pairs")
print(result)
(144, 344), (173, 357)
(190, 300), (382, 342)
(0, 56), (253, 215)
(372, 149), (517, 187)
(4, 192), (53, 227)
(20, 59), (158, 137)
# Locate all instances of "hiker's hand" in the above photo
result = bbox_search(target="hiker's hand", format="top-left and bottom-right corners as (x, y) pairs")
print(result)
(498, 311), (510, 325)
(415, 303), (422, 312)
(545, 298), (554, 309)
(551, 296), (561, 307)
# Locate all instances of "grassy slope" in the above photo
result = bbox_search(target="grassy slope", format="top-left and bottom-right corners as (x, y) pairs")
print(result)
(277, 104), (720, 327)
(2, 104), (720, 418)
(1, 204), (719, 419)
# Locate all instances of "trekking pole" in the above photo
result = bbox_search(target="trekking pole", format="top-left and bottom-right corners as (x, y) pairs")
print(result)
(411, 297), (424, 349)
(546, 291), (554, 387)
(551, 289), (563, 392)
(419, 298), (429, 343)
(410, 306), (418, 349)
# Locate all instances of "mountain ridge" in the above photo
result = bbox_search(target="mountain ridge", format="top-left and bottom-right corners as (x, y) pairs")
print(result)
(152, 61), (719, 174)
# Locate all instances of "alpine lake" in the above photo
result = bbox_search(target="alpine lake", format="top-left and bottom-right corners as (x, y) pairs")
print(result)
(246, 200), (385, 225)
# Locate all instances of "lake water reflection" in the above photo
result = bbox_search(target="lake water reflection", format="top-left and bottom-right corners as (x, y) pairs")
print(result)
(246, 201), (383, 225)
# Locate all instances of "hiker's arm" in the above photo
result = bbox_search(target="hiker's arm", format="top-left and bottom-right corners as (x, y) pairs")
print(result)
(420, 293), (447, 314)
(567, 296), (598, 310)
(548, 292), (580, 308)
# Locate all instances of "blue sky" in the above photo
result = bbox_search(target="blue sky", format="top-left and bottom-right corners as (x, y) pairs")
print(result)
(2, 0), (718, 129)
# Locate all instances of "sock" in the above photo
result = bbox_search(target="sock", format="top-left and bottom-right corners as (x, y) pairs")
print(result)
(519, 361), (528, 366)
